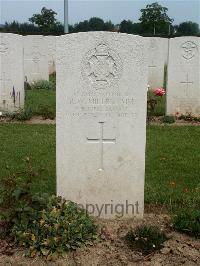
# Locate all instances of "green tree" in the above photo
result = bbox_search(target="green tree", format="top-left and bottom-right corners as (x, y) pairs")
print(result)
(120, 20), (143, 34)
(29, 7), (60, 33)
(88, 17), (105, 31)
(73, 20), (91, 32)
(176, 21), (199, 36)
(2, 21), (40, 34)
(120, 20), (134, 33)
(104, 20), (114, 31)
(139, 2), (173, 35)
(72, 17), (114, 32)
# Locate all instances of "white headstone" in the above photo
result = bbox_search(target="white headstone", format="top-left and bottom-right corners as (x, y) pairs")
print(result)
(23, 35), (49, 82)
(45, 36), (57, 74)
(167, 37), (200, 116)
(147, 37), (168, 89)
(57, 32), (148, 218)
(0, 33), (24, 112)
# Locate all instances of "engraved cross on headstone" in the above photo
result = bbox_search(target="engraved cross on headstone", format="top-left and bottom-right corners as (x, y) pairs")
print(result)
(87, 122), (116, 171)
(180, 74), (193, 97)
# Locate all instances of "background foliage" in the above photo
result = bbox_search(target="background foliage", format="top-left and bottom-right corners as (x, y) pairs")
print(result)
(1, 2), (199, 36)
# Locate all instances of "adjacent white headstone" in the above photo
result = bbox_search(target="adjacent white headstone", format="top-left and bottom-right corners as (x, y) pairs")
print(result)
(147, 37), (168, 89)
(57, 32), (148, 218)
(0, 33), (24, 112)
(23, 35), (49, 82)
(45, 36), (57, 74)
(167, 37), (200, 116)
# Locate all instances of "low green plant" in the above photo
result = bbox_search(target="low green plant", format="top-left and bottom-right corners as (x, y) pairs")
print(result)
(13, 196), (97, 258)
(30, 80), (55, 91)
(173, 209), (200, 238)
(162, 115), (176, 124)
(0, 159), (97, 258)
(126, 225), (167, 255)
(179, 113), (200, 122)
(5, 108), (33, 121)
(179, 113), (193, 121)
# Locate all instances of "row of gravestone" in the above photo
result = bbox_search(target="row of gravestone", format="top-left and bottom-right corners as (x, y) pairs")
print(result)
(0, 34), (56, 111)
(0, 32), (199, 218)
(0, 33), (199, 115)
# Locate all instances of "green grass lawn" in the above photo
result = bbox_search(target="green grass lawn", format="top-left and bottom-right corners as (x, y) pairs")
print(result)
(0, 124), (56, 194)
(146, 126), (200, 207)
(25, 89), (56, 117)
(24, 74), (56, 118)
(0, 124), (199, 209)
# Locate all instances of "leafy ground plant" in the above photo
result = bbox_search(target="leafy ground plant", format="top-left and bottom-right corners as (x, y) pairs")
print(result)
(126, 225), (167, 255)
(162, 115), (176, 124)
(0, 158), (97, 259)
(5, 108), (33, 121)
(179, 113), (200, 122)
(13, 196), (97, 259)
(173, 209), (200, 239)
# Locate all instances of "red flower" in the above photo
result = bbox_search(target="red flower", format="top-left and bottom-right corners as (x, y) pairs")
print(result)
(153, 88), (165, 97)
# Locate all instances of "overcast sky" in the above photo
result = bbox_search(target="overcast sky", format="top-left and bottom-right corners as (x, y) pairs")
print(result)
(0, 0), (200, 25)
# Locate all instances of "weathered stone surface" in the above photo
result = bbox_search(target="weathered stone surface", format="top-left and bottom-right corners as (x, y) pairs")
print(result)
(45, 36), (57, 74)
(0, 33), (24, 111)
(167, 37), (200, 116)
(57, 32), (148, 218)
(147, 37), (168, 89)
(23, 35), (49, 82)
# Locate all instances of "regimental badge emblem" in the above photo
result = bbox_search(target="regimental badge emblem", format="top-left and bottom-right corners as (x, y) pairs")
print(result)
(82, 43), (122, 89)
(181, 41), (198, 60)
